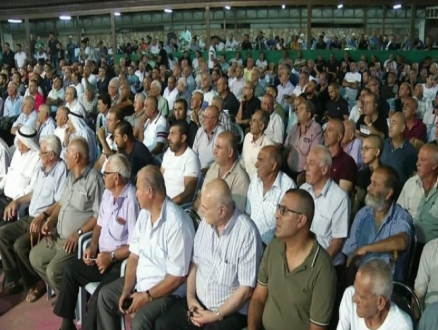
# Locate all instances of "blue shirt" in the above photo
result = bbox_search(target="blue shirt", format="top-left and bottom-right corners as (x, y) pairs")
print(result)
(12, 111), (38, 129)
(343, 203), (414, 282)
(4, 95), (23, 117)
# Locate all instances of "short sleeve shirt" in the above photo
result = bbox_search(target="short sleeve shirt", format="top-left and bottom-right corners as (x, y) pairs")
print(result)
(143, 114), (169, 152)
(326, 97), (349, 120)
(356, 114), (389, 138)
(330, 149), (357, 186)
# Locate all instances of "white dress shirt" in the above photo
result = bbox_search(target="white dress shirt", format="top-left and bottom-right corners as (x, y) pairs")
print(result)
(264, 111), (285, 144)
(241, 133), (275, 180)
(163, 87), (178, 112)
(0, 138), (11, 182)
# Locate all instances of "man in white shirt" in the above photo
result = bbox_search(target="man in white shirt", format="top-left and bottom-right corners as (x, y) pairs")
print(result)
(246, 146), (296, 244)
(0, 137), (11, 183)
(342, 62), (361, 106)
(231, 66), (245, 100)
(46, 76), (65, 113)
(179, 26), (192, 50)
(11, 96), (38, 135)
(155, 178), (263, 330)
(65, 86), (86, 118)
(260, 93), (284, 145)
(97, 165), (195, 330)
(208, 36), (219, 71)
(292, 71), (309, 96)
(161, 120), (200, 205)
(54, 106), (69, 144)
(422, 72), (438, 102)
(337, 259), (412, 330)
(36, 104), (56, 141)
(198, 73), (218, 110)
(65, 112), (97, 164)
(301, 145), (350, 266)
(14, 44), (27, 69)
(81, 63), (97, 89)
(163, 75), (178, 113)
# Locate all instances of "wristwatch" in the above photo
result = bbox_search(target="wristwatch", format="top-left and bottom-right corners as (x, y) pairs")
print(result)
(111, 251), (116, 263)
(77, 229), (83, 236)
(146, 290), (154, 302)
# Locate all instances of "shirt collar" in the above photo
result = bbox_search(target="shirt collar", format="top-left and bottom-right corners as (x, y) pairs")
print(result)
(212, 205), (239, 236)
(40, 159), (62, 176)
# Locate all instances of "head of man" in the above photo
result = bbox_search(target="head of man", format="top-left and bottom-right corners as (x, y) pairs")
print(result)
(142, 76), (152, 93)
(37, 104), (51, 124)
(305, 80), (317, 96)
(365, 166), (399, 211)
(361, 134), (383, 165)
(261, 94), (275, 114)
(328, 83), (340, 102)
(275, 189), (315, 240)
(342, 120), (356, 146)
(107, 109), (124, 134)
(388, 112), (406, 140)
(413, 84), (423, 99)
(416, 144), (438, 180)
(235, 66), (243, 79)
(243, 81), (255, 100)
(97, 93), (111, 114)
(256, 146), (282, 181)
(133, 93), (146, 114)
(299, 71), (309, 88)
(55, 106), (69, 127)
(174, 99), (188, 121)
(363, 93), (379, 117)
(7, 82), (18, 97)
(40, 134), (61, 169)
(22, 96), (35, 116)
(324, 119), (344, 148)
(251, 68), (261, 85)
(216, 77), (228, 95)
(402, 97), (418, 121)
(398, 82), (411, 99)
(213, 131), (238, 166)
(136, 165), (167, 210)
(113, 121), (134, 151)
(103, 153), (131, 191)
(250, 110), (270, 137)
(144, 96), (159, 119)
(191, 92), (203, 111)
(168, 119), (189, 154)
(211, 95), (224, 112)
(150, 80), (162, 98)
(367, 78), (380, 96)
(304, 145), (331, 187)
(201, 73), (212, 91)
(65, 86), (77, 104)
(203, 105), (219, 132)
(16, 126), (39, 155)
(64, 137), (90, 171)
(297, 100), (315, 125)
(108, 78), (120, 97)
(200, 179), (234, 227)
(176, 77), (187, 93)
(167, 75), (176, 92)
(353, 259), (393, 320)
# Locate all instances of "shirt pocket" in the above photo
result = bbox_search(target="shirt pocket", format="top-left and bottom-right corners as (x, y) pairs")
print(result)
(215, 259), (237, 287)
(154, 244), (167, 260)
(72, 190), (90, 210)
(108, 218), (128, 243)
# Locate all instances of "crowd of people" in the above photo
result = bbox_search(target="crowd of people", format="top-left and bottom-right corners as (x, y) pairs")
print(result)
(0, 28), (438, 330)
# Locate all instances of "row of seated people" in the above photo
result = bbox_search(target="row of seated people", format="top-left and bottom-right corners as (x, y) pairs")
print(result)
(0, 118), (437, 329)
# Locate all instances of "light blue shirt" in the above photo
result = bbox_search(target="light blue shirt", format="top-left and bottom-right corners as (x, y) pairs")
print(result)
(38, 117), (56, 141)
(4, 95), (23, 117)
(12, 111), (38, 129)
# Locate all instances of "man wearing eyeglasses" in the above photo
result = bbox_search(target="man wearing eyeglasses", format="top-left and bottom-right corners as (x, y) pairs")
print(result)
(54, 154), (139, 330)
(247, 188), (336, 330)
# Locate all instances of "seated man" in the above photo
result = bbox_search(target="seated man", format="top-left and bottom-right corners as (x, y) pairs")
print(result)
(54, 106), (69, 143)
(193, 105), (224, 171)
(343, 166), (414, 282)
(155, 179), (263, 330)
(0, 135), (67, 299)
(54, 154), (139, 330)
(338, 259), (412, 329)
(247, 189), (337, 330)
(355, 92), (388, 140)
(36, 104), (56, 141)
(161, 120), (200, 205)
(261, 93), (285, 145)
(97, 166), (195, 330)
(403, 96), (427, 150)
(194, 131), (250, 213)
(342, 119), (363, 170)
(246, 146), (296, 244)
(241, 110), (275, 180)
(172, 98), (198, 148)
(29, 137), (104, 295)
(301, 145), (350, 266)
(0, 136), (11, 182)
(380, 112), (417, 188)
(11, 96), (38, 135)
(0, 126), (40, 218)
(46, 75), (65, 113)
(113, 121), (153, 183)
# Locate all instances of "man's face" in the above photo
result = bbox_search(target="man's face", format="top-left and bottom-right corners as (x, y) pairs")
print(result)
(255, 148), (273, 180)
(388, 115), (404, 139)
(328, 85), (338, 101)
(22, 101), (33, 115)
(323, 121), (341, 148)
(261, 96), (272, 113)
(417, 147), (437, 179)
(213, 137), (229, 166)
(173, 102), (186, 121)
(167, 77), (176, 91)
(363, 95), (376, 116)
(114, 129), (126, 150)
(65, 88), (74, 102)
(216, 78), (226, 94)
(243, 83), (253, 98)
(296, 103), (309, 123)
(203, 108), (217, 132)
(274, 193), (301, 240)
(106, 113), (119, 134)
(191, 94), (202, 110)
(55, 109), (67, 126)
(53, 77), (62, 90)
(365, 171), (389, 210)
(17, 138), (30, 154)
(303, 150), (325, 186)
(402, 100), (416, 120)
(250, 111), (263, 135)
(168, 126), (183, 153)
(7, 84), (17, 97)
(361, 138), (380, 165)
(352, 272), (381, 319)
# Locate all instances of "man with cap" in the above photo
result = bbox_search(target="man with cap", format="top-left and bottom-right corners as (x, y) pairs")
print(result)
(64, 111), (97, 164)
(0, 126), (40, 223)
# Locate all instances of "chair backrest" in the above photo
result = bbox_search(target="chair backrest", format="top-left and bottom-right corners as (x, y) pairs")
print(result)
(406, 231), (419, 286)
(231, 123), (245, 145)
(392, 281), (422, 327)
(185, 208), (201, 231)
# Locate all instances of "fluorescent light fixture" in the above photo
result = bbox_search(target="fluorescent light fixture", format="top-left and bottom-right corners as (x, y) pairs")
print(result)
(393, 4), (402, 9)
(282, 4), (286, 9)
(164, 9), (172, 13)
(8, 19), (22, 23)
(337, 4), (343, 9)
(59, 15), (71, 20)
(114, 12), (121, 16)
(225, 6), (231, 10)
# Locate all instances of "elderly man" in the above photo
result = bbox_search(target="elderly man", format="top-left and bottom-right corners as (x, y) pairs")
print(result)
(65, 86), (86, 118)
(342, 119), (363, 170)
(247, 189), (337, 330)
(251, 68), (265, 97)
(241, 110), (275, 179)
(97, 166), (195, 330)
(175, 77), (191, 107)
(403, 97), (427, 150)
(36, 104), (56, 140)
(195, 131), (249, 213)
(11, 96), (38, 135)
(343, 165), (414, 282)
(246, 146), (296, 244)
(301, 145), (350, 268)
(46, 76), (65, 113)
(78, 84), (98, 119)
(0, 135), (66, 299)
(324, 119), (357, 194)
(150, 80), (169, 117)
(138, 95), (169, 156)
(108, 77), (120, 107)
(261, 93), (284, 145)
(284, 100), (322, 181)
(54, 154), (139, 330)
(54, 106), (69, 143)
(163, 75), (178, 112)
(155, 179), (263, 330)
(211, 95), (232, 131)
(3, 82), (23, 118)
(355, 92), (388, 140)
(236, 81), (261, 127)
(126, 93), (146, 135)
(190, 91), (205, 128)
(193, 105), (224, 171)
(199, 73), (218, 109)
(29, 137), (103, 295)
(338, 259), (412, 329)
(161, 120), (200, 205)
(65, 111), (98, 164)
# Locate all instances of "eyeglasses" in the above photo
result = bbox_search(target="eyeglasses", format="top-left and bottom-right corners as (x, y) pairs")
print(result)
(360, 146), (379, 152)
(276, 204), (302, 216)
(40, 151), (51, 156)
(103, 171), (118, 177)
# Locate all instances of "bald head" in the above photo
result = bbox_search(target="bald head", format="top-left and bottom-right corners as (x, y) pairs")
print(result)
(329, 118), (345, 136)
(263, 145), (282, 168)
(392, 112), (407, 126)
(205, 105), (220, 118)
(38, 104), (50, 115)
(69, 137), (89, 162)
(203, 178), (233, 208)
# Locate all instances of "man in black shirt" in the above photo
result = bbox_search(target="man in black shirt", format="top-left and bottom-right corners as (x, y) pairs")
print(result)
(236, 81), (261, 128)
(48, 32), (59, 68)
(217, 77), (240, 118)
(355, 93), (388, 140)
(2, 43), (15, 70)
(326, 83), (349, 121)
(241, 34), (253, 50)
(171, 98), (198, 148)
(302, 80), (324, 122)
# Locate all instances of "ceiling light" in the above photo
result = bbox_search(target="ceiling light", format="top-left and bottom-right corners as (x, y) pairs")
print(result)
(337, 4), (343, 9)
(282, 4), (286, 9)
(164, 9), (172, 13)
(59, 15), (71, 20)
(8, 19), (22, 23)
(114, 12), (121, 16)
(225, 6), (231, 10)
(393, 4), (402, 9)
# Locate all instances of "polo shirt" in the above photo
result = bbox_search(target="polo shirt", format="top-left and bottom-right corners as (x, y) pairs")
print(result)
(222, 91), (240, 117)
(356, 114), (389, 138)
(4, 95), (23, 117)
(405, 118), (427, 143)
(192, 125), (224, 169)
(356, 167), (372, 190)
(241, 133), (275, 179)
(326, 96), (349, 120)
(330, 149), (357, 187)
(264, 111), (284, 144)
(301, 179), (350, 265)
(119, 140), (153, 183)
(258, 239), (336, 330)
(143, 114), (169, 152)
(242, 96), (261, 120)
(380, 138), (417, 187)
(415, 238), (438, 307)
(203, 161), (250, 211)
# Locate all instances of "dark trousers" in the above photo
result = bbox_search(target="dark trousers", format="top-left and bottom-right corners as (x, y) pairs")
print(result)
(0, 215), (39, 287)
(155, 298), (247, 330)
(53, 257), (122, 330)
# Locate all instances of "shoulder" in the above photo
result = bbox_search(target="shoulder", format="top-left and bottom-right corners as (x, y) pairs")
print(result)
(388, 303), (414, 328)
(279, 171), (296, 188)
(313, 243), (336, 271)
(393, 204), (413, 222)
(329, 180), (349, 199)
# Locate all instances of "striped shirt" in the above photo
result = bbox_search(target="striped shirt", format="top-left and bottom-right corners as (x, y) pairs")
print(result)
(342, 203), (414, 282)
(194, 207), (263, 314)
(415, 238), (438, 307)
(246, 171), (297, 244)
(143, 114), (169, 152)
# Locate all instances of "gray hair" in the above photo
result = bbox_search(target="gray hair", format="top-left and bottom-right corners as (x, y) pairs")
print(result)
(137, 165), (166, 196)
(135, 93), (146, 104)
(24, 95), (35, 109)
(39, 104), (50, 114)
(312, 145), (332, 169)
(66, 86), (77, 99)
(40, 134), (62, 157)
(211, 95), (224, 111)
(107, 154), (131, 183)
(256, 109), (270, 132)
(178, 76), (187, 87)
(358, 259), (393, 301)
(151, 80), (162, 93)
(109, 77), (120, 89)
(69, 137), (89, 161)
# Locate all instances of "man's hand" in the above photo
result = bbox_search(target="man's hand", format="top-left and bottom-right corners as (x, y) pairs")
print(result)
(41, 220), (54, 236)
(63, 232), (79, 253)
(187, 297), (204, 315)
(346, 246), (368, 268)
(191, 309), (219, 327)
(96, 251), (112, 274)
(83, 245), (98, 266)
(97, 126), (106, 143)
(29, 213), (46, 233)
(139, 114), (147, 128)
(3, 200), (19, 221)
(118, 290), (133, 314)
(128, 292), (148, 314)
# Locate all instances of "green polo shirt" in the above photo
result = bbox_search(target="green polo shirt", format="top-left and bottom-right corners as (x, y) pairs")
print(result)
(416, 184), (438, 243)
(259, 238), (336, 330)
